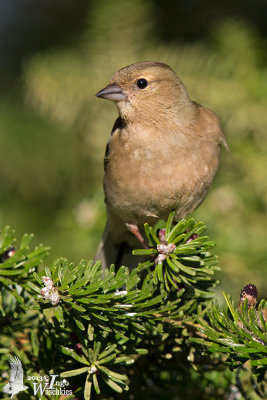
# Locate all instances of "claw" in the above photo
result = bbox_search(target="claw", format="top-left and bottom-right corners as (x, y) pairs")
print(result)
(125, 223), (150, 249)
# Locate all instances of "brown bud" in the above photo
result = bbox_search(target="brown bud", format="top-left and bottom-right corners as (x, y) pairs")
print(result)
(74, 343), (83, 354)
(0, 246), (16, 262)
(158, 228), (167, 244)
(239, 284), (257, 309)
(186, 233), (199, 243)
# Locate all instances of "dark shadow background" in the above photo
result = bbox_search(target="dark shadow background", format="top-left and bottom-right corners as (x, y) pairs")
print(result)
(1, 0), (266, 75)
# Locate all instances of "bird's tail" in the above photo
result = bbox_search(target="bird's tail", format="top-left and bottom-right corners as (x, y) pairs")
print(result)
(95, 225), (117, 270)
(95, 225), (144, 270)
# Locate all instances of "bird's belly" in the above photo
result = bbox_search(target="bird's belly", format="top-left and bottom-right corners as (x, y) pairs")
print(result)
(104, 149), (218, 225)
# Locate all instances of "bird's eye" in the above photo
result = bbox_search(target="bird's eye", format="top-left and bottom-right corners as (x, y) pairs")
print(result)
(136, 78), (148, 89)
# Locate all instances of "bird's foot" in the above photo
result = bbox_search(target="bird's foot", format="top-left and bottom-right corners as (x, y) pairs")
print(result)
(125, 223), (150, 249)
(126, 224), (176, 264)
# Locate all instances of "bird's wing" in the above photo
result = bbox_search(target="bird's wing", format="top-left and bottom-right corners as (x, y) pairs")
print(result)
(9, 357), (24, 386)
(197, 103), (229, 151)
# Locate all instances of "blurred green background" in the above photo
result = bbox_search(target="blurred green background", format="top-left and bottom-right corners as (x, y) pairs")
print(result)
(0, 0), (266, 300)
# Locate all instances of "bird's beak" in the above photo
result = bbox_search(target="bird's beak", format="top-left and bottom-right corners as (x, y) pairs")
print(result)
(95, 83), (128, 101)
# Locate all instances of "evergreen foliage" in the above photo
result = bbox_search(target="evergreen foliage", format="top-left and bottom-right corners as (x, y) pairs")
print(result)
(0, 217), (266, 399)
(197, 293), (267, 384)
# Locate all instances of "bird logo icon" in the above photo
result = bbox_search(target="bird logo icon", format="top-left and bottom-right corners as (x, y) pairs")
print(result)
(3, 357), (28, 398)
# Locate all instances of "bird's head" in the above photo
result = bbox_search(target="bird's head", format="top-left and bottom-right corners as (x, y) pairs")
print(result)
(96, 61), (194, 125)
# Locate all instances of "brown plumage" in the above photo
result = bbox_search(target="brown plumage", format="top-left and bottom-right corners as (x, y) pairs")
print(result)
(95, 61), (228, 268)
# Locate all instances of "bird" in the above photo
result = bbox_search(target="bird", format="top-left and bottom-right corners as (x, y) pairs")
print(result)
(95, 61), (228, 269)
(3, 357), (28, 398)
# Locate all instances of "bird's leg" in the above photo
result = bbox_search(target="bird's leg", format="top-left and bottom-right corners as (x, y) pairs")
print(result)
(125, 223), (150, 249)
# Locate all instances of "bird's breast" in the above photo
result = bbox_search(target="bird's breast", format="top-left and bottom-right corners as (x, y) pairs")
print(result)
(104, 126), (220, 224)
